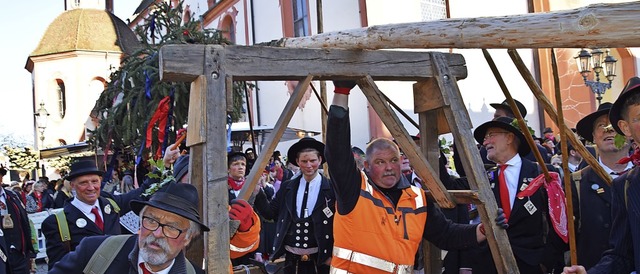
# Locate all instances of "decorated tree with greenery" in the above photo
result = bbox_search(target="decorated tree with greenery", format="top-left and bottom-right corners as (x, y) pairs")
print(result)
(90, 1), (247, 159)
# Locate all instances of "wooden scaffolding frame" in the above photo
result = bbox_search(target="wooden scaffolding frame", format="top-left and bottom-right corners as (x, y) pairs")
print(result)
(159, 44), (518, 273)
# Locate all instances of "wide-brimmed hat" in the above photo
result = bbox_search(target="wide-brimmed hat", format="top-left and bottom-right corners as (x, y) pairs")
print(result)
(473, 116), (531, 156)
(287, 137), (325, 167)
(610, 77), (640, 135)
(543, 127), (554, 134)
(66, 160), (103, 181)
(576, 102), (613, 143)
(130, 183), (209, 232)
(490, 99), (527, 118)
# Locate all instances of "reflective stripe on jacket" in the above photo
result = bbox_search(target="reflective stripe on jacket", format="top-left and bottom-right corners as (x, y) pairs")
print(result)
(331, 172), (427, 273)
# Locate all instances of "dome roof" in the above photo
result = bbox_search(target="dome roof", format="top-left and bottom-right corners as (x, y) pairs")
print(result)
(30, 9), (140, 57)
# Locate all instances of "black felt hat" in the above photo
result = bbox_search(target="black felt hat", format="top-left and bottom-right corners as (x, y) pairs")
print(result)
(66, 160), (103, 181)
(287, 137), (325, 167)
(610, 77), (640, 135)
(576, 102), (613, 143)
(131, 183), (209, 232)
(490, 99), (527, 118)
(473, 116), (531, 156)
(173, 155), (189, 182)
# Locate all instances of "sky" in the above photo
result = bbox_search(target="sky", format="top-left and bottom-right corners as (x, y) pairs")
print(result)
(0, 0), (140, 146)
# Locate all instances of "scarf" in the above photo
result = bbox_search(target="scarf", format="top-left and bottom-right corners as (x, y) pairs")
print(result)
(617, 147), (640, 166)
(34, 192), (43, 212)
(228, 176), (245, 191)
(517, 172), (568, 243)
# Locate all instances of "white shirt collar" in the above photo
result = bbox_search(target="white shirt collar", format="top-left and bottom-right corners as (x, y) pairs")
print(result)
(70, 198), (100, 216)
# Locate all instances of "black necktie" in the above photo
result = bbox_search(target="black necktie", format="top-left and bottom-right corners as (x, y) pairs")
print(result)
(300, 180), (310, 218)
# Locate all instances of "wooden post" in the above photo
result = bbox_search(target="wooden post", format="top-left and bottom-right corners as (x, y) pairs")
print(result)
(272, 2), (640, 50)
(550, 49), (578, 264)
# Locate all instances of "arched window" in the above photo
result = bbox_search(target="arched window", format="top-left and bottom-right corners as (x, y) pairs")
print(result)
(56, 79), (66, 118)
(221, 15), (235, 43)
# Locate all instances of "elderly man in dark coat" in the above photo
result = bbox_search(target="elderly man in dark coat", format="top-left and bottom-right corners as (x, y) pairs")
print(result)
(48, 183), (207, 274)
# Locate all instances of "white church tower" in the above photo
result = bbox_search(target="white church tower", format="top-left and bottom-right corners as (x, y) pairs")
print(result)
(25, 0), (138, 154)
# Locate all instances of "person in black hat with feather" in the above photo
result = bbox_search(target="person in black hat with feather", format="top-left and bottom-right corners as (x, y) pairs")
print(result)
(569, 102), (632, 270)
(253, 137), (336, 274)
(41, 160), (153, 269)
(49, 183), (207, 274)
(564, 77), (640, 274)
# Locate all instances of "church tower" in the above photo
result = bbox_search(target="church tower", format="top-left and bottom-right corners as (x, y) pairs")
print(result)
(25, 0), (138, 155)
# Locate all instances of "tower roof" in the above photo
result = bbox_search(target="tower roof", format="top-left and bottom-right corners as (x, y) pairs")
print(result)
(29, 9), (140, 58)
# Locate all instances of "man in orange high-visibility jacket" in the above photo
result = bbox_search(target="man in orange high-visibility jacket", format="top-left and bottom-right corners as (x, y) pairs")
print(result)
(325, 81), (492, 274)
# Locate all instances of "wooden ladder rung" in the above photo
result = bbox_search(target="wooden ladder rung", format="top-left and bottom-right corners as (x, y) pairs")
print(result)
(425, 190), (481, 205)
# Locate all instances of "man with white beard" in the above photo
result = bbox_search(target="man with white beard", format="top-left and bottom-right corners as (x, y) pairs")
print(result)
(48, 183), (208, 274)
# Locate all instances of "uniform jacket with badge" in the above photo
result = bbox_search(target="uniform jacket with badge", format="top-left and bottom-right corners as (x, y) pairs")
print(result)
(254, 175), (335, 265)
(48, 234), (203, 274)
(570, 166), (613, 269)
(473, 158), (551, 270)
(588, 168), (640, 274)
(0, 189), (35, 268)
(41, 188), (144, 269)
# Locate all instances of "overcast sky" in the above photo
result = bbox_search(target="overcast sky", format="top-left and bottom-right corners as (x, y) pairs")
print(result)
(0, 1), (140, 145)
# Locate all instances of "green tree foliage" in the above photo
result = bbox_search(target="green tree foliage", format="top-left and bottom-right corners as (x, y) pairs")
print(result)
(90, 1), (247, 157)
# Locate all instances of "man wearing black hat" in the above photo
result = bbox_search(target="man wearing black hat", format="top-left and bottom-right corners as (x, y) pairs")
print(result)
(469, 116), (562, 274)
(49, 183), (207, 273)
(564, 77), (640, 274)
(253, 137), (335, 274)
(42, 160), (149, 269)
(0, 166), (34, 274)
(570, 102), (632, 269)
(490, 99), (528, 119)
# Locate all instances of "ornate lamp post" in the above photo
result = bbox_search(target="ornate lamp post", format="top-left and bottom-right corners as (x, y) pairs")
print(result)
(34, 102), (50, 146)
(574, 48), (617, 105)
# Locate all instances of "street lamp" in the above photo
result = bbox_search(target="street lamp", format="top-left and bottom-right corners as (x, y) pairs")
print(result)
(575, 48), (617, 105)
(34, 102), (49, 145)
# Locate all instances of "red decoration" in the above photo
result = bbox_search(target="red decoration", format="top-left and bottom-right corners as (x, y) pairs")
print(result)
(183, 30), (189, 36)
(146, 96), (172, 159)
(517, 172), (568, 243)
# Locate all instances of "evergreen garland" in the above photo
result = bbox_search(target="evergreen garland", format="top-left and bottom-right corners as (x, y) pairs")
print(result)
(90, 1), (247, 157)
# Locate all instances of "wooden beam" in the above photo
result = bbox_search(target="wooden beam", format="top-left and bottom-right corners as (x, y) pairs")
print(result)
(159, 44), (207, 82)
(158, 45), (467, 82)
(237, 76), (315, 201)
(358, 76), (456, 209)
(421, 111), (442, 273)
(428, 52), (518, 273)
(187, 76), (207, 146)
(273, 2), (640, 50)
(203, 47), (232, 273)
(160, 3), (640, 53)
(425, 190), (480, 205)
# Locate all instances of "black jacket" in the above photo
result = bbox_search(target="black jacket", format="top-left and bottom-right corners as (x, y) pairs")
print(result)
(42, 188), (144, 269)
(48, 234), (203, 274)
(254, 174), (335, 265)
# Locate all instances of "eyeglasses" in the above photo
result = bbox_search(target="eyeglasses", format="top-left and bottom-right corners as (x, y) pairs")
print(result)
(483, 131), (510, 141)
(141, 216), (184, 239)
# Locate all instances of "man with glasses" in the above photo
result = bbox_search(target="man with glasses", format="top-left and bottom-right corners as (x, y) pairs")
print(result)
(469, 116), (564, 274)
(42, 160), (150, 269)
(49, 183), (207, 273)
(570, 102), (632, 269)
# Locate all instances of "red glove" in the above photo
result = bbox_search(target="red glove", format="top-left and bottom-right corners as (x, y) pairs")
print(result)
(229, 199), (254, 232)
(333, 80), (357, 95)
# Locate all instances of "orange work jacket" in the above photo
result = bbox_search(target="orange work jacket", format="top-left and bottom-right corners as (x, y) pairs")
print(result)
(331, 173), (427, 274)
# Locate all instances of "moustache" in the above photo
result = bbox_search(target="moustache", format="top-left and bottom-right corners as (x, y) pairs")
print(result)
(383, 172), (396, 177)
(143, 234), (171, 253)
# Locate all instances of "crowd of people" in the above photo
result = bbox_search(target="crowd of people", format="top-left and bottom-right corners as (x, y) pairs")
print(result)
(0, 78), (639, 274)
